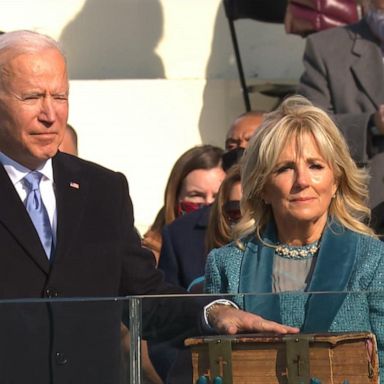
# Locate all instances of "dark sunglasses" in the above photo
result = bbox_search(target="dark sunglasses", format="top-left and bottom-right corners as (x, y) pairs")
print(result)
(223, 200), (241, 224)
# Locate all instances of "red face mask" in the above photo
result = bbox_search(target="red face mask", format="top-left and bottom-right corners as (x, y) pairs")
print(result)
(177, 201), (205, 217)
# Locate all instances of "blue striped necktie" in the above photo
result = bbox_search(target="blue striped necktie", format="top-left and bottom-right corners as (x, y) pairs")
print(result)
(23, 172), (53, 259)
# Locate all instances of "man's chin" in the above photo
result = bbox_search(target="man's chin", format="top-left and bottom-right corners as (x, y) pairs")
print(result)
(24, 149), (58, 169)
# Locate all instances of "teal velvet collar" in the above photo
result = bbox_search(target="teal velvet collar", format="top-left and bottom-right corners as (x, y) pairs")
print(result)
(239, 219), (359, 331)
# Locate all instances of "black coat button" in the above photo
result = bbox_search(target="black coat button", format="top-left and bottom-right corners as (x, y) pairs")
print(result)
(45, 288), (59, 298)
(55, 352), (68, 365)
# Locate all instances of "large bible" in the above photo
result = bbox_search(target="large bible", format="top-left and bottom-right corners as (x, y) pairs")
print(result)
(185, 332), (379, 383)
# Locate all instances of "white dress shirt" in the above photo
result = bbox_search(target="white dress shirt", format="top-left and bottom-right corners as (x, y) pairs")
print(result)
(0, 152), (57, 246)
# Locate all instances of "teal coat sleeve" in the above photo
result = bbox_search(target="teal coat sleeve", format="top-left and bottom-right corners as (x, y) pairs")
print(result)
(204, 242), (244, 306)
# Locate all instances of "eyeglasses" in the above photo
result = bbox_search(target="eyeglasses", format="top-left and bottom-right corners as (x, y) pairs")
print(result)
(223, 200), (241, 224)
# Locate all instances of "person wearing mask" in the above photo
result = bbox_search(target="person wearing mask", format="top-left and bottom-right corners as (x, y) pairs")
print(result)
(142, 145), (225, 264)
(205, 163), (242, 251)
(187, 164), (242, 294)
(158, 111), (264, 290)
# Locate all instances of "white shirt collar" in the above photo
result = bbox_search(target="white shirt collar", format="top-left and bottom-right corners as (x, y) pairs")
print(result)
(0, 152), (54, 185)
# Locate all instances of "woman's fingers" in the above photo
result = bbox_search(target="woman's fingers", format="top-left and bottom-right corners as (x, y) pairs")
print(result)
(210, 305), (300, 335)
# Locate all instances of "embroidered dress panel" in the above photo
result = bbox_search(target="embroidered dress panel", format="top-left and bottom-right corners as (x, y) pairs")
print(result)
(272, 255), (316, 292)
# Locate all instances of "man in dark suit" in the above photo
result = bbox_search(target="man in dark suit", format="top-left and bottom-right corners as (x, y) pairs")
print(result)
(0, 30), (199, 384)
(159, 205), (211, 290)
(298, 0), (384, 209)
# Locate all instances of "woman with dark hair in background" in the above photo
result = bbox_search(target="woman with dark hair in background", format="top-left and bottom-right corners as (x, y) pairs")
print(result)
(142, 144), (225, 263)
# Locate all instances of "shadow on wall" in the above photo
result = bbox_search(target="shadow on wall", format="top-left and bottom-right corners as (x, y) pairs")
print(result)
(59, 0), (164, 79)
(198, 3), (238, 146)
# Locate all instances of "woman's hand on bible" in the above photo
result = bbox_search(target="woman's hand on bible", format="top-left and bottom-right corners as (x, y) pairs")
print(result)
(209, 305), (300, 335)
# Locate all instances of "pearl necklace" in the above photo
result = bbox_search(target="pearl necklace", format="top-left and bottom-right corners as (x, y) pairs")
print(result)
(275, 240), (320, 260)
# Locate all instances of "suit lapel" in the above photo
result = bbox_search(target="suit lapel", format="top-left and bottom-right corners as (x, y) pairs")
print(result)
(302, 221), (359, 332)
(0, 165), (50, 273)
(52, 153), (88, 264)
(349, 20), (384, 109)
(240, 222), (282, 323)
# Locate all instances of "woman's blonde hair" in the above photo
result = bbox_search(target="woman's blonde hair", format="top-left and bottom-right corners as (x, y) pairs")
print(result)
(234, 95), (375, 242)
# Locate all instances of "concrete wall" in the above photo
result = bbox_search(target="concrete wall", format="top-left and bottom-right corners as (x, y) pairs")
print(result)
(0, 0), (306, 233)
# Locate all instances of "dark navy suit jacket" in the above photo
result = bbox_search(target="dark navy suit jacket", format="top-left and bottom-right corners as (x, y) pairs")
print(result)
(158, 205), (211, 290)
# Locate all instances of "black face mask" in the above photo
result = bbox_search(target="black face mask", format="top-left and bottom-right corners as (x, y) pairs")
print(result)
(223, 200), (241, 225)
(222, 147), (245, 172)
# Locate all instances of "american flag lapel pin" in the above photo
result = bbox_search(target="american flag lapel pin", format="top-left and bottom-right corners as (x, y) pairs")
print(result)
(70, 181), (80, 189)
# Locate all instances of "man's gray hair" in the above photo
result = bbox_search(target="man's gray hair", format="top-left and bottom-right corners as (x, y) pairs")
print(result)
(0, 30), (65, 68)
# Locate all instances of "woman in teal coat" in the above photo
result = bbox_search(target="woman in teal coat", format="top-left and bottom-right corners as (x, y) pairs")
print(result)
(204, 95), (384, 380)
